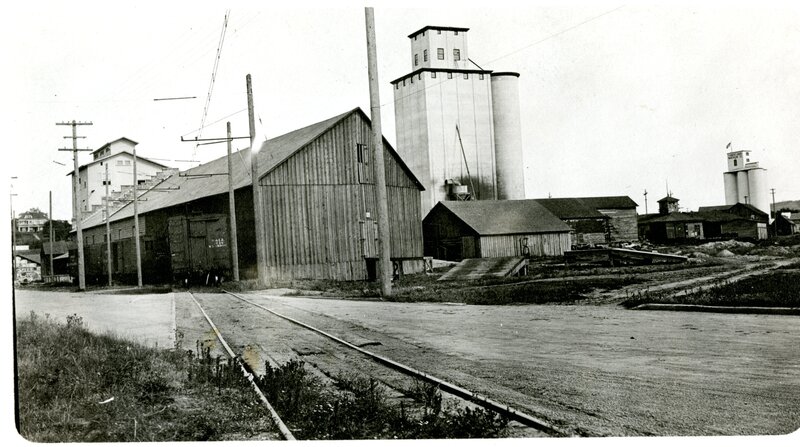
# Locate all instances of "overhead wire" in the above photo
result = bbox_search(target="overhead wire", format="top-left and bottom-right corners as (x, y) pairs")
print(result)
(194, 10), (231, 156)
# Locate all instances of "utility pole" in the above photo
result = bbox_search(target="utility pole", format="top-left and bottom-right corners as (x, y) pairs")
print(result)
(132, 143), (143, 287)
(49, 191), (54, 278)
(10, 178), (17, 283)
(226, 121), (240, 281)
(57, 120), (92, 290)
(365, 7), (392, 297)
(770, 188), (776, 219)
(247, 74), (267, 285)
(643, 189), (648, 215)
(105, 164), (112, 286)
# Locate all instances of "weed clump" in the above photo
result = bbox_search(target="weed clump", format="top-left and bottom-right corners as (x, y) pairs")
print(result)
(254, 361), (509, 440)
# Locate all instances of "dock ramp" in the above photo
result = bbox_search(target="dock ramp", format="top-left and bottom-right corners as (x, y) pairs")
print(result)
(438, 256), (528, 281)
(565, 248), (687, 266)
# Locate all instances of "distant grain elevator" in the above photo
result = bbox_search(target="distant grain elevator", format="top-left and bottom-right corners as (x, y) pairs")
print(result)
(722, 149), (769, 216)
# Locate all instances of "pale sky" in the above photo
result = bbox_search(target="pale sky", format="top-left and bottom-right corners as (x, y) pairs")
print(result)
(4, 0), (800, 220)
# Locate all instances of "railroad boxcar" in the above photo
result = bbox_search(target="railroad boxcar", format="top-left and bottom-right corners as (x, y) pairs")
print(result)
(168, 214), (232, 285)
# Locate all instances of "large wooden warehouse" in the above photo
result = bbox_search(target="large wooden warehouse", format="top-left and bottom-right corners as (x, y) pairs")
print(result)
(422, 200), (572, 261)
(78, 108), (425, 284)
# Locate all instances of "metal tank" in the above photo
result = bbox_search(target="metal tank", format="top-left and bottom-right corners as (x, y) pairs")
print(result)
(736, 170), (750, 205)
(723, 172), (738, 205)
(747, 168), (769, 215)
(491, 72), (525, 200)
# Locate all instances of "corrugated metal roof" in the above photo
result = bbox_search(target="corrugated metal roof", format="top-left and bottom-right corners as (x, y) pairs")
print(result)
(434, 200), (571, 235)
(82, 108), (422, 231)
(533, 198), (607, 219)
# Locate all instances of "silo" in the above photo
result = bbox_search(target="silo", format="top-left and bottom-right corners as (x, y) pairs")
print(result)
(747, 168), (769, 215)
(491, 72), (525, 199)
(736, 170), (750, 204)
(723, 172), (738, 205)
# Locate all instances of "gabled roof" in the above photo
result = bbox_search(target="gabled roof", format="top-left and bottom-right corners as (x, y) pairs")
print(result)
(430, 200), (571, 235)
(532, 198), (607, 219)
(81, 108), (422, 230)
(577, 196), (638, 209)
(19, 210), (48, 219)
(639, 212), (702, 224)
(42, 240), (75, 255)
(16, 250), (41, 265)
(658, 196), (679, 203)
(68, 151), (169, 176)
(92, 137), (139, 155)
(698, 203), (768, 217)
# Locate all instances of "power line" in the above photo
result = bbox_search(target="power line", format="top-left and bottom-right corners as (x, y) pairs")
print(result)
(195, 10), (231, 156)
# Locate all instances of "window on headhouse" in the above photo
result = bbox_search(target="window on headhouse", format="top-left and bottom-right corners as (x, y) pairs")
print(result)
(733, 160), (738, 167)
(437, 30), (441, 34)
(357, 143), (371, 183)
(431, 72), (437, 78)
(437, 48), (444, 60)
(414, 54), (418, 66)
(447, 72), (453, 79)
(423, 49), (428, 62)
(453, 49), (461, 61)
(479, 74), (484, 80)
(454, 31), (459, 35)
(464, 73), (469, 80)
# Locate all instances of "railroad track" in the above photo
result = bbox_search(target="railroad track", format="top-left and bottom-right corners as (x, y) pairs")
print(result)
(185, 290), (567, 439)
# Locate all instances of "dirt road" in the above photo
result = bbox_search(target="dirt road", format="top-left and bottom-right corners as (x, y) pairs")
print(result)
(180, 291), (800, 437)
(14, 287), (800, 437)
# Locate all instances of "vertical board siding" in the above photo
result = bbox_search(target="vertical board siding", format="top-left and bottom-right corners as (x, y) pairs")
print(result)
(259, 112), (423, 281)
(479, 233), (570, 257)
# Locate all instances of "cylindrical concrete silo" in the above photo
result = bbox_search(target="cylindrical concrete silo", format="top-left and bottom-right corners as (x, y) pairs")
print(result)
(747, 168), (769, 215)
(723, 172), (738, 205)
(491, 72), (525, 200)
(736, 170), (750, 204)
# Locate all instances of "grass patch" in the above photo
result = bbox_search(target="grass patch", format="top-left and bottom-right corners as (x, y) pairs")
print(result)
(621, 270), (800, 308)
(16, 312), (277, 442)
(254, 360), (509, 440)
(390, 276), (642, 305)
(17, 313), (509, 441)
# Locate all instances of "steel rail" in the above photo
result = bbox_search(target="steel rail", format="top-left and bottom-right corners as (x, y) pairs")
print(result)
(187, 293), (296, 441)
(223, 290), (565, 436)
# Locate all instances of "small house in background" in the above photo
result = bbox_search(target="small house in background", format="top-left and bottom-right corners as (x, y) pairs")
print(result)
(773, 213), (798, 236)
(16, 209), (48, 233)
(422, 200), (572, 261)
(40, 240), (75, 281)
(578, 196), (639, 242)
(14, 250), (41, 284)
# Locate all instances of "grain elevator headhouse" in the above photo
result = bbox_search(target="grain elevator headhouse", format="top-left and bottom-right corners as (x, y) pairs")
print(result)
(392, 26), (525, 215)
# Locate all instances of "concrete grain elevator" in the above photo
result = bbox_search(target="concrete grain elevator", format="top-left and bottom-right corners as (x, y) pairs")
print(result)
(722, 149), (769, 216)
(391, 26), (525, 215)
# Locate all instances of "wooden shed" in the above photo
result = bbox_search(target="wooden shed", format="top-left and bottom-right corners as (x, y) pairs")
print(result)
(422, 200), (572, 261)
(78, 108), (425, 284)
(532, 198), (610, 247)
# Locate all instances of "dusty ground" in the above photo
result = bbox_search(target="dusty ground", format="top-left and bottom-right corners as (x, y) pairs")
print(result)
(14, 286), (800, 438)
